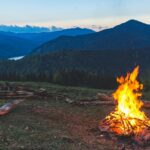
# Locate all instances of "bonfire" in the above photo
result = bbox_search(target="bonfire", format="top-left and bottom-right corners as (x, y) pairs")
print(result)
(99, 66), (150, 144)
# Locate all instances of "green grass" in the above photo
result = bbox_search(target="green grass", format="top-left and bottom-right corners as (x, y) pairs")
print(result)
(2, 80), (150, 100)
(0, 81), (149, 149)
(0, 81), (113, 99)
(0, 82), (109, 150)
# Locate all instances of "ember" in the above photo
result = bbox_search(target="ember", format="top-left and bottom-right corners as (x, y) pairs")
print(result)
(99, 66), (150, 144)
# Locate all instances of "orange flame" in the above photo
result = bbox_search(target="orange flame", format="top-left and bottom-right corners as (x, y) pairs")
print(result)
(101, 66), (150, 135)
(113, 66), (145, 122)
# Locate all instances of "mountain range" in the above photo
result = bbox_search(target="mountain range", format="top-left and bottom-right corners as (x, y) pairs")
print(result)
(0, 19), (150, 58)
(0, 28), (94, 58)
(0, 25), (63, 33)
(14, 27), (95, 45)
(33, 20), (150, 54)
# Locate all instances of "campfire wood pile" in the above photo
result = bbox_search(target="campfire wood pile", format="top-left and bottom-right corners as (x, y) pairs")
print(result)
(99, 66), (150, 146)
(99, 111), (150, 145)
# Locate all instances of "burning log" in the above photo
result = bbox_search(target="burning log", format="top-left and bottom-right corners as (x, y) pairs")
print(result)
(99, 66), (150, 145)
(99, 111), (150, 145)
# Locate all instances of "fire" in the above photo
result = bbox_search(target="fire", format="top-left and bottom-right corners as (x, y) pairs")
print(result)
(100, 66), (150, 136)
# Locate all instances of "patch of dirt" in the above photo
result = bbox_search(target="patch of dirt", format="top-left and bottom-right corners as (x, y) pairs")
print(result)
(31, 105), (150, 150)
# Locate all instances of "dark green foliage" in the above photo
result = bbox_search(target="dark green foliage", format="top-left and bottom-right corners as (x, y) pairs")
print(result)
(0, 48), (149, 89)
(51, 69), (117, 89)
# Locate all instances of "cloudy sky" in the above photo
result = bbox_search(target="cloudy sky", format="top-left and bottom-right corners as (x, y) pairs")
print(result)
(0, 0), (149, 28)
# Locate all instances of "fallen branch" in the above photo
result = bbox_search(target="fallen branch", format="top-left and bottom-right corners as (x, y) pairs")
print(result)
(73, 100), (115, 106)
(65, 97), (150, 108)
(0, 99), (24, 116)
(97, 93), (113, 101)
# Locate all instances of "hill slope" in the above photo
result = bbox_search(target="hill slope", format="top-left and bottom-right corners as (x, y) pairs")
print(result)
(0, 28), (94, 58)
(0, 32), (37, 58)
(0, 48), (149, 88)
(15, 27), (95, 45)
(32, 20), (150, 54)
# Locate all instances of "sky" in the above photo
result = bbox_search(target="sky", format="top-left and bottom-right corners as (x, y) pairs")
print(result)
(0, 0), (150, 29)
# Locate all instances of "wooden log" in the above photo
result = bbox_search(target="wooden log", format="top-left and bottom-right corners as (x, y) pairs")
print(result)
(0, 99), (24, 116)
(97, 93), (113, 101)
(67, 98), (150, 108)
(73, 100), (116, 106)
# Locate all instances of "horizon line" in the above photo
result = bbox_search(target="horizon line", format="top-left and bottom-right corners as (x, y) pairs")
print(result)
(0, 18), (149, 31)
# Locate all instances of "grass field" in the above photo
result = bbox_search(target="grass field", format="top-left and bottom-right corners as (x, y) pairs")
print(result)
(0, 82), (149, 150)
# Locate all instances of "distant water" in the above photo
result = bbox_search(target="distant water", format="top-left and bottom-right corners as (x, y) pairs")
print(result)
(8, 56), (24, 61)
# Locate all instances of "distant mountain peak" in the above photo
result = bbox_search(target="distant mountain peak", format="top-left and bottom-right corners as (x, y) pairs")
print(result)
(114, 19), (149, 30)
(126, 19), (142, 23)
(121, 19), (148, 25)
(124, 19), (148, 25)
